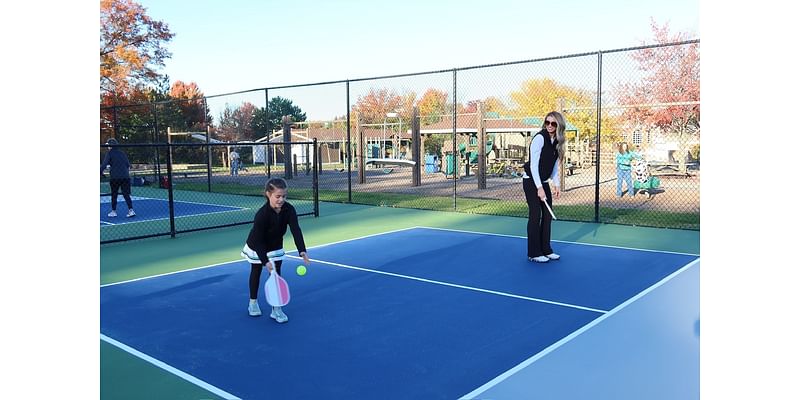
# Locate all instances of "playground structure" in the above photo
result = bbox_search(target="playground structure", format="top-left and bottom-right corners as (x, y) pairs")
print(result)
(162, 103), (607, 189)
(241, 103), (595, 189)
(417, 108), (584, 183)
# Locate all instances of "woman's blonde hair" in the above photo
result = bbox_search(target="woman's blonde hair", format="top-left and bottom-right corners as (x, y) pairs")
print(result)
(543, 111), (566, 161)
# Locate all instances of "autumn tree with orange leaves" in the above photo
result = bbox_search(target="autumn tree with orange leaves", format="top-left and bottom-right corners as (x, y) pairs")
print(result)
(169, 81), (209, 131)
(417, 89), (450, 126)
(100, 0), (174, 98)
(351, 89), (405, 124)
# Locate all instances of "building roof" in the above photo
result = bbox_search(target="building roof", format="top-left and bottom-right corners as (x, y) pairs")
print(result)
(259, 114), (580, 142)
(420, 113), (578, 134)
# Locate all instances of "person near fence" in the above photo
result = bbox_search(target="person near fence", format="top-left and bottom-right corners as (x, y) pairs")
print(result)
(230, 149), (240, 176)
(100, 138), (136, 218)
(615, 142), (641, 197)
(522, 111), (564, 263)
(240, 178), (311, 323)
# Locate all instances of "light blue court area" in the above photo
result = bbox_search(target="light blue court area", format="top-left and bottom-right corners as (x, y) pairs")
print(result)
(100, 195), (244, 226)
(100, 227), (700, 400)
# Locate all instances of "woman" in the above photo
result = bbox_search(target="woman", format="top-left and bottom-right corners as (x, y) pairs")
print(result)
(615, 142), (640, 197)
(522, 111), (565, 263)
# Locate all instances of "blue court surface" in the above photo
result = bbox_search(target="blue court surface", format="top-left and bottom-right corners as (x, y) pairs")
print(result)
(100, 227), (699, 400)
(100, 196), (244, 225)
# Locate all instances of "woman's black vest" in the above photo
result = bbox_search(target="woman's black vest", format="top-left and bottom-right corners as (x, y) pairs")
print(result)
(524, 129), (559, 182)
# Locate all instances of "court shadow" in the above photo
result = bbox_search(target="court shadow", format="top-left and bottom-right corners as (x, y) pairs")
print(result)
(556, 221), (603, 243)
(142, 273), (234, 298)
(694, 318), (700, 338)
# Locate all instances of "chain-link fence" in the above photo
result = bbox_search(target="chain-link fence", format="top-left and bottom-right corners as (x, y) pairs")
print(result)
(101, 40), (699, 243)
(100, 141), (319, 244)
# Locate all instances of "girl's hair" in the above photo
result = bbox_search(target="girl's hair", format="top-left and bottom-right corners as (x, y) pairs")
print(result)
(617, 142), (630, 154)
(543, 111), (566, 161)
(265, 177), (288, 194)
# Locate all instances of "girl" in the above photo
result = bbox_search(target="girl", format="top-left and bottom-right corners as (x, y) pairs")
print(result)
(522, 111), (565, 263)
(241, 178), (310, 323)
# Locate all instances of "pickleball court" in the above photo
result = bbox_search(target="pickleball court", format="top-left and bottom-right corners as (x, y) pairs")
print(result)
(100, 226), (699, 400)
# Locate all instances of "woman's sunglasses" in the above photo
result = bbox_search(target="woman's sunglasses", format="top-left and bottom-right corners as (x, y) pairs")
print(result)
(544, 120), (558, 127)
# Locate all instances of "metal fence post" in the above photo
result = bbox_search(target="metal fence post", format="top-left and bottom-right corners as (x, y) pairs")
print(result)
(313, 138), (319, 217)
(594, 50), (603, 223)
(452, 69), (457, 210)
(283, 115), (293, 179)
(346, 81), (352, 202)
(165, 137), (176, 238)
(204, 98), (212, 192)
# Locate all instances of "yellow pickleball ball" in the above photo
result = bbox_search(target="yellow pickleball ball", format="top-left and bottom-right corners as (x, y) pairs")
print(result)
(296, 265), (307, 276)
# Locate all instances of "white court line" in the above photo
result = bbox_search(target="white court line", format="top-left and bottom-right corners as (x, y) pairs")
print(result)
(101, 228), (417, 286)
(458, 258), (700, 400)
(100, 260), (240, 288)
(416, 226), (700, 257)
(100, 207), (250, 228)
(101, 195), (251, 210)
(99, 195), (150, 204)
(101, 224), (695, 288)
(300, 226), (420, 251)
(101, 251), (606, 314)
(101, 334), (241, 400)
(102, 195), (241, 209)
(285, 255), (608, 314)
(101, 227), (416, 286)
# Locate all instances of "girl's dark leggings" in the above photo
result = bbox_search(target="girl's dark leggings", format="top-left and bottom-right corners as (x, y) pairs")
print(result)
(249, 260), (282, 300)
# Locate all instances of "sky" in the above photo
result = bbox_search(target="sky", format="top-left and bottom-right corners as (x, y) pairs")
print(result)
(137, 0), (700, 120)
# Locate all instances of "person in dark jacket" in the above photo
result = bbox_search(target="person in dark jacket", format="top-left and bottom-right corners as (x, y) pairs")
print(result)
(522, 111), (565, 263)
(100, 138), (135, 217)
(240, 178), (311, 323)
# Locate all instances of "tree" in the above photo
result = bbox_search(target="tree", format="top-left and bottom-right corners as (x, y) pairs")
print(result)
(424, 135), (446, 156)
(509, 79), (592, 119)
(417, 88), (450, 126)
(100, 82), (168, 146)
(218, 102), (258, 142)
(460, 97), (507, 114)
(100, 0), (175, 97)
(251, 97), (307, 135)
(615, 19), (700, 170)
(169, 81), (210, 130)
(351, 89), (404, 124)
(509, 78), (619, 146)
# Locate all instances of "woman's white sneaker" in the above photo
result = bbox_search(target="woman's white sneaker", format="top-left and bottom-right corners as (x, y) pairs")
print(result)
(546, 253), (561, 260)
(528, 256), (549, 263)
